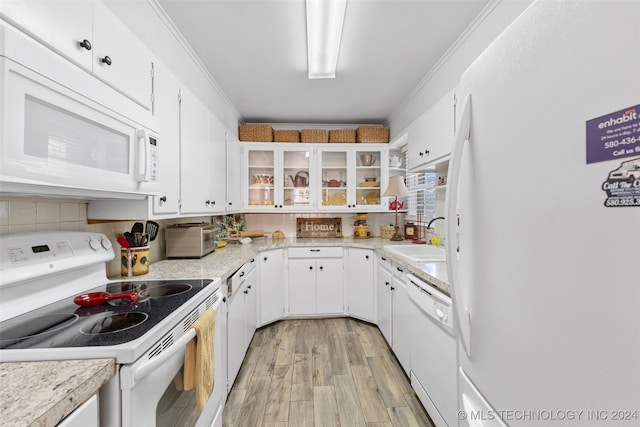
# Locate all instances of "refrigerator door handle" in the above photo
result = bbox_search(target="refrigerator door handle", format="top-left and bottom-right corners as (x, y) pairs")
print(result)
(446, 93), (472, 357)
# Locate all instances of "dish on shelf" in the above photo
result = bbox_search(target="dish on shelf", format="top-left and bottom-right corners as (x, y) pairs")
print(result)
(355, 191), (365, 204)
(365, 192), (380, 204)
(329, 192), (347, 206)
(358, 181), (378, 187)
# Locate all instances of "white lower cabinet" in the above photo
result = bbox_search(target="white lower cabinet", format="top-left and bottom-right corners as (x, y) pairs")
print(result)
(377, 258), (393, 344)
(391, 267), (411, 375)
(227, 258), (257, 388)
(346, 248), (375, 322)
(376, 256), (411, 375)
(288, 247), (343, 315)
(56, 395), (98, 427)
(258, 248), (286, 326)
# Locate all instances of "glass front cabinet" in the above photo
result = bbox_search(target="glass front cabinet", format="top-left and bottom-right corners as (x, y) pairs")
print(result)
(243, 145), (315, 211)
(242, 143), (388, 212)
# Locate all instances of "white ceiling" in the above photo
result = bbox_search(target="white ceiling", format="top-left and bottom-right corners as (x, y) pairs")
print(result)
(157, 0), (490, 124)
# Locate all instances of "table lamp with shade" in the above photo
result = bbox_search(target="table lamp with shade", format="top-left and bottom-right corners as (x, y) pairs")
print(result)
(382, 175), (410, 241)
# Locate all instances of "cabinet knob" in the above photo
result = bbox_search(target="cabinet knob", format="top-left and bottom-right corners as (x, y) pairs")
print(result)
(365, 255), (369, 260)
(263, 257), (268, 261)
(159, 196), (167, 203)
(391, 287), (395, 291)
(244, 290), (248, 294)
(228, 202), (233, 206)
(79, 39), (92, 50)
(419, 152), (423, 157)
(247, 285), (252, 289)
(309, 266), (313, 270)
(319, 266), (324, 271)
(385, 281), (390, 286)
(205, 200), (211, 206)
(425, 149), (430, 155)
(101, 55), (112, 66)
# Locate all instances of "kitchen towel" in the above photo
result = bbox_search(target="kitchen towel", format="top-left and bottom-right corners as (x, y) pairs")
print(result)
(183, 309), (215, 411)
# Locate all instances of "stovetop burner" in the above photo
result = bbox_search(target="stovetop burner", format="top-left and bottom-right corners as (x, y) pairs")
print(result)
(80, 312), (148, 335)
(0, 279), (214, 350)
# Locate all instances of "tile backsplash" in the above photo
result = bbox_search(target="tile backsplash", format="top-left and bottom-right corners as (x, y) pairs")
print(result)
(0, 197), (176, 277)
(244, 212), (401, 238)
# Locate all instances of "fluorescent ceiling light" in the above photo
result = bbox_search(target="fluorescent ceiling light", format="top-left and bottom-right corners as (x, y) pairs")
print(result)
(306, 0), (347, 79)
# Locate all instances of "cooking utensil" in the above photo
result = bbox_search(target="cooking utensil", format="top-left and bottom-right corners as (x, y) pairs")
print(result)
(73, 291), (139, 307)
(117, 235), (130, 248)
(146, 220), (159, 241)
(124, 232), (136, 247)
(132, 222), (144, 235)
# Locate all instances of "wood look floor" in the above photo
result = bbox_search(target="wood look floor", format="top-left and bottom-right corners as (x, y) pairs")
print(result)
(222, 318), (435, 427)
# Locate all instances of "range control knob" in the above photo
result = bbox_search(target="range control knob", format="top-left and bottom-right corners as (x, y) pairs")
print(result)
(89, 239), (101, 251)
(101, 238), (112, 250)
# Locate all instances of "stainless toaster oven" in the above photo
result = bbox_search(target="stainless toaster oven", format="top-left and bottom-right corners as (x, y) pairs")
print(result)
(165, 223), (219, 258)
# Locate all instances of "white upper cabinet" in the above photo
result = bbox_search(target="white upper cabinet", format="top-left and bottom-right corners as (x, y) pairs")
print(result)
(242, 143), (389, 212)
(179, 88), (226, 215)
(151, 62), (180, 215)
(0, 0), (93, 70)
(242, 144), (315, 211)
(0, 0), (153, 110)
(408, 89), (457, 171)
(225, 130), (242, 212)
(92, 1), (153, 109)
(318, 145), (389, 212)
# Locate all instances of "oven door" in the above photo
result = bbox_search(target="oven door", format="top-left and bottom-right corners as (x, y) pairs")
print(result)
(119, 296), (226, 427)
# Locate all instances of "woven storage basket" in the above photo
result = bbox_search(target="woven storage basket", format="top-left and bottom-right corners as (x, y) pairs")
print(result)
(273, 129), (300, 142)
(329, 129), (356, 143)
(380, 225), (395, 239)
(239, 124), (273, 142)
(356, 126), (390, 143)
(301, 129), (329, 143)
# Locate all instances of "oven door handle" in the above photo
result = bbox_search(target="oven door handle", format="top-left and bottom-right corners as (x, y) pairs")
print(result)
(123, 328), (196, 388)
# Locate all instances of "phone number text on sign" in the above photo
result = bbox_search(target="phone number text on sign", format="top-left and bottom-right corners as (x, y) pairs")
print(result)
(587, 105), (640, 164)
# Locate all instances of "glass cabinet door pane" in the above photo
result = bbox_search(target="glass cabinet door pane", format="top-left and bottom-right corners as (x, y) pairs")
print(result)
(355, 149), (382, 206)
(247, 150), (275, 207)
(283, 150), (311, 208)
(320, 150), (347, 207)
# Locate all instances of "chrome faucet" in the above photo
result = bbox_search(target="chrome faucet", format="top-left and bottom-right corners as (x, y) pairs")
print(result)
(426, 216), (445, 229)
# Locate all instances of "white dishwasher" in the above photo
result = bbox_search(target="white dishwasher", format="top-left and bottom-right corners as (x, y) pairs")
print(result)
(407, 274), (457, 427)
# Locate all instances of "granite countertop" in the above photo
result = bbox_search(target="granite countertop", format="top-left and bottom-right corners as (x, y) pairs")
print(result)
(0, 359), (115, 427)
(138, 236), (450, 295)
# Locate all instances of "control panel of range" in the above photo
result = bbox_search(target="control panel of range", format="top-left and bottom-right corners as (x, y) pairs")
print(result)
(0, 232), (115, 285)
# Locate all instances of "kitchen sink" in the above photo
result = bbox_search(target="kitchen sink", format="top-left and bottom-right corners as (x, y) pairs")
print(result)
(384, 244), (446, 262)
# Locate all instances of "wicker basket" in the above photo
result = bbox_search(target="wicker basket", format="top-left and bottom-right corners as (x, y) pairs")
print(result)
(239, 124), (273, 142)
(380, 225), (396, 239)
(301, 129), (329, 143)
(356, 126), (390, 143)
(273, 129), (300, 142)
(329, 129), (356, 143)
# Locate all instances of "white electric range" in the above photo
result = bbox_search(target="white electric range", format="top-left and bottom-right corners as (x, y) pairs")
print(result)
(0, 231), (226, 427)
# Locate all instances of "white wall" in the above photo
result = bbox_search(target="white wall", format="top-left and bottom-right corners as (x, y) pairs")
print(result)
(387, 0), (533, 139)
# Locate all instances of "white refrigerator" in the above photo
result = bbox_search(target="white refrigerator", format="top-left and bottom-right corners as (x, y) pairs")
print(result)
(446, 1), (640, 426)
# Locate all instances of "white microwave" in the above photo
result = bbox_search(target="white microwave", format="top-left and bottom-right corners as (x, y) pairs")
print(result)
(0, 24), (159, 199)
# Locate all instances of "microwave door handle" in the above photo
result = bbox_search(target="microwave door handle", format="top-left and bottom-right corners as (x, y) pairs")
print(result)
(125, 328), (196, 388)
(135, 129), (150, 182)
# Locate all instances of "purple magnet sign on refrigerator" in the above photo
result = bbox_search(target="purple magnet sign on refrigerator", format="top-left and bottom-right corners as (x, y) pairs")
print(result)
(586, 104), (640, 164)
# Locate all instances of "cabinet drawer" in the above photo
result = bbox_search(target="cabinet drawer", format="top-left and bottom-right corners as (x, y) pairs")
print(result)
(288, 247), (343, 258)
(230, 257), (257, 290)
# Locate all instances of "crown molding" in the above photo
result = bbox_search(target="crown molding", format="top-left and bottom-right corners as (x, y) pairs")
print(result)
(146, 0), (241, 122)
(386, 0), (503, 127)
